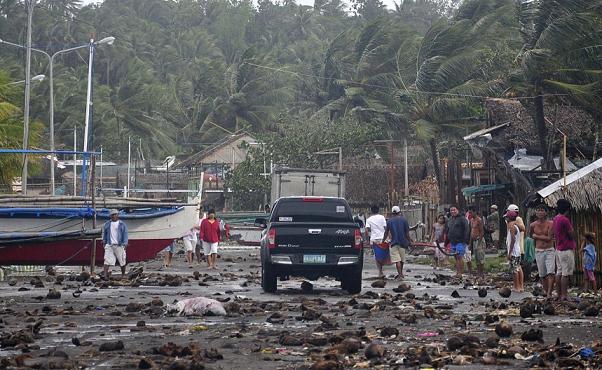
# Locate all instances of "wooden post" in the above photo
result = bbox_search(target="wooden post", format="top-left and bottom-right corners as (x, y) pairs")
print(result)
(389, 141), (394, 203)
(89, 155), (97, 275)
(563, 134), (567, 188)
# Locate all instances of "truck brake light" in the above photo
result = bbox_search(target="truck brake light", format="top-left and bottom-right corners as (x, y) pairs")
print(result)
(303, 197), (323, 202)
(354, 229), (362, 250)
(268, 228), (276, 249)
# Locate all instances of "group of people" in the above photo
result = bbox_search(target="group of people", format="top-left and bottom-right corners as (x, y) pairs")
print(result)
(364, 200), (598, 299)
(98, 207), (227, 279)
(529, 199), (597, 299)
(366, 205), (413, 280)
(164, 208), (226, 269)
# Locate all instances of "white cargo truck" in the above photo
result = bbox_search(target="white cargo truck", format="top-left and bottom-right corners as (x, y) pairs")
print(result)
(270, 167), (346, 203)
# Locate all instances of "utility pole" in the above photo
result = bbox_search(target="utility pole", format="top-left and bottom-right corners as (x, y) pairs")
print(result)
(404, 138), (409, 198)
(21, 0), (35, 194)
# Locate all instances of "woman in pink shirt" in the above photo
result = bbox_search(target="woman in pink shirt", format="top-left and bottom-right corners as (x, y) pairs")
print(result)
(200, 209), (221, 269)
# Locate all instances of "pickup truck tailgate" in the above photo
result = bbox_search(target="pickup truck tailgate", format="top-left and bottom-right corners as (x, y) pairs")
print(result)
(271, 222), (357, 253)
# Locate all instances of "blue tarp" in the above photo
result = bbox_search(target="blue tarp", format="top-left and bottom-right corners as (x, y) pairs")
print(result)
(0, 207), (183, 220)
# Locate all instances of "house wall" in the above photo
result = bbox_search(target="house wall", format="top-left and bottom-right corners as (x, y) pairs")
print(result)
(197, 136), (253, 168)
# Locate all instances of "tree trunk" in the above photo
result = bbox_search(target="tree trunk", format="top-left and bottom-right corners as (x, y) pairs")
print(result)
(429, 138), (442, 200)
(533, 90), (552, 169)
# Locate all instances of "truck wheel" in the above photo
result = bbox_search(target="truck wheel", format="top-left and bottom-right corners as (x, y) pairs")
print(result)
(261, 264), (277, 293)
(343, 271), (362, 294)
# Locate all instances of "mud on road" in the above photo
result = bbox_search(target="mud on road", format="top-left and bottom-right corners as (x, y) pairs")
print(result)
(1, 247), (601, 369)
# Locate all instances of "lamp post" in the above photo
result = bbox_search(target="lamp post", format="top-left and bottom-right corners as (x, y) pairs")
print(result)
(0, 36), (115, 195)
(7, 74), (46, 85)
(22, 0), (35, 194)
(81, 36), (115, 196)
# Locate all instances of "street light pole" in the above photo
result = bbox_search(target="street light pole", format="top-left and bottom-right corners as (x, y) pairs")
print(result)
(22, 0), (35, 194)
(7, 74), (45, 85)
(0, 36), (114, 195)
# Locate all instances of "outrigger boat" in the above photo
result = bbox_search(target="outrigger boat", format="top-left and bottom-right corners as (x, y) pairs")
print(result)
(0, 196), (198, 266)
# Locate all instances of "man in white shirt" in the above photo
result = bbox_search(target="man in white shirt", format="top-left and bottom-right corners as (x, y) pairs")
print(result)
(366, 205), (388, 278)
(102, 209), (128, 279)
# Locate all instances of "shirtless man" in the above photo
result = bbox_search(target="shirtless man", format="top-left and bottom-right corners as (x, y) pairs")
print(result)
(469, 208), (486, 279)
(530, 204), (554, 297)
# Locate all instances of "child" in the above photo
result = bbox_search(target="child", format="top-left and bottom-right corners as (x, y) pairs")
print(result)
(431, 215), (447, 270)
(506, 211), (524, 292)
(582, 232), (597, 292)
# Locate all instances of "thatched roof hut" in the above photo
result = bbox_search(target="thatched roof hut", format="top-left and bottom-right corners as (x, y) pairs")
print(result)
(537, 158), (602, 211)
(534, 158), (602, 284)
(485, 98), (597, 155)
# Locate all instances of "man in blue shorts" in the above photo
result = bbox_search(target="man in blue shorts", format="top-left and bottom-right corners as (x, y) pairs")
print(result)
(383, 206), (413, 280)
(445, 206), (470, 278)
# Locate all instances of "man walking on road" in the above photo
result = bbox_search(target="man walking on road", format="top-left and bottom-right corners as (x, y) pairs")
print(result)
(469, 208), (486, 280)
(366, 205), (388, 278)
(383, 206), (412, 280)
(446, 206), (470, 278)
(551, 199), (576, 301)
(530, 204), (554, 297)
(101, 209), (128, 279)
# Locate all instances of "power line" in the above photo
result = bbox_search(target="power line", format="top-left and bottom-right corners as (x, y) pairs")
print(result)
(242, 62), (571, 101)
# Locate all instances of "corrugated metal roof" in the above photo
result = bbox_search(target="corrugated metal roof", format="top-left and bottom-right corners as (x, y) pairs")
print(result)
(538, 158), (602, 198)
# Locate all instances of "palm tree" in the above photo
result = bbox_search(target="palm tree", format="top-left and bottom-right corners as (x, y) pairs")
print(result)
(514, 0), (602, 168)
(400, 0), (515, 186)
(0, 71), (43, 187)
(201, 48), (292, 137)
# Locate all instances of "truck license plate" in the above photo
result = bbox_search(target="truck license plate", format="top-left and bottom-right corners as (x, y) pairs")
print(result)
(303, 255), (326, 264)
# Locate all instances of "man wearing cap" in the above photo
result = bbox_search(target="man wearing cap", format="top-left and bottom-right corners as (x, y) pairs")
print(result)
(101, 209), (128, 279)
(487, 205), (500, 249)
(507, 204), (526, 273)
(383, 206), (412, 280)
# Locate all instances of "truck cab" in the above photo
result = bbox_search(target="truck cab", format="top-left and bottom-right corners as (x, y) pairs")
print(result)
(256, 196), (363, 294)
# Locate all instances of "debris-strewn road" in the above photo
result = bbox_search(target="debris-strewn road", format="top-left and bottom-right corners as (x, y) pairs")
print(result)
(1, 247), (600, 369)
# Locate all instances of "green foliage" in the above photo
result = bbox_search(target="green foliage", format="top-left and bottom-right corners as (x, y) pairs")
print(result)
(224, 153), (270, 211)
(0, 71), (44, 187)
(0, 0), (598, 197)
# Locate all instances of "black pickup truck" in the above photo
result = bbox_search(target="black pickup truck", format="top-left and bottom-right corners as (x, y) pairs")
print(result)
(255, 196), (363, 294)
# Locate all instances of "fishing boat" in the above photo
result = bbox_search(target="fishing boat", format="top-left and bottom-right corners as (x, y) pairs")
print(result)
(0, 196), (198, 266)
(219, 211), (267, 246)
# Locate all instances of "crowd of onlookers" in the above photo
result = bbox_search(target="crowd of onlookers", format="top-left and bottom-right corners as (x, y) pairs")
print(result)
(365, 199), (597, 298)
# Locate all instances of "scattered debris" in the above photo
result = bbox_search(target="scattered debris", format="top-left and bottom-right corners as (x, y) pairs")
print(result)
(495, 322), (513, 337)
(499, 287), (511, 298)
(166, 297), (226, 316)
(99, 340), (124, 351)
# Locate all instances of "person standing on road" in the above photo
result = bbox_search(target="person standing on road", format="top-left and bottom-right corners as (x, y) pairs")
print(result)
(183, 222), (199, 268)
(383, 206), (412, 280)
(506, 210), (524, 292)
(488, 205), (500, 249)
(366, 205), (389, 278)
(581, 232), (597, 292)
(507, 204), (526, 264)
(195, 207), (206, 264)
(431, 214), (447, 270)
(200, 209), (221, 269)
(551, 199), (576, 301)
(101, 209), (128, 279)
(469, 208), (486, 280)
(446, 206), (470, 279)
(529, 205), (555, 297)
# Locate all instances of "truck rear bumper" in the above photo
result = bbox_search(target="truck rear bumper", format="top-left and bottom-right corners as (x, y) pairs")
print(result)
(270, 255), (359, 265)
